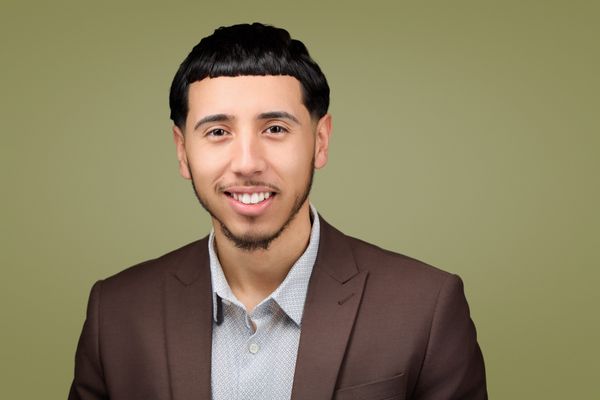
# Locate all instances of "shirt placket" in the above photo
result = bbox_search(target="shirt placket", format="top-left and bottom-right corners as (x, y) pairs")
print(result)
(238, 301), (274, 400)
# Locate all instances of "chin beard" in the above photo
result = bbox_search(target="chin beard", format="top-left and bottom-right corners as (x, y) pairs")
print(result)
(219, 218), (286, 251)
(189, 164), (315, 252)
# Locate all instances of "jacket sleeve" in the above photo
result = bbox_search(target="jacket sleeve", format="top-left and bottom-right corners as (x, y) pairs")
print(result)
(413, 274), (487, 399)
(68, 280), (109, 400)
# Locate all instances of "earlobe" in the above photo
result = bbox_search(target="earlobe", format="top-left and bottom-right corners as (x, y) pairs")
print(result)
(173, 126), (192, 180)
(314, 114), (333, 170)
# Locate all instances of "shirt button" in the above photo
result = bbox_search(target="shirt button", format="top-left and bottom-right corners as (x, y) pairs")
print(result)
(248, 343), (260, 354)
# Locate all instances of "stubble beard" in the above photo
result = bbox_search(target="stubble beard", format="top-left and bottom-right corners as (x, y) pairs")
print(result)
(188, 160), (315, 252)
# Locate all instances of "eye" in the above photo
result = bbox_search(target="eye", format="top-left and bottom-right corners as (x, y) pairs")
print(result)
(264, 125), (288, 135)
(206, 128), (228, 137)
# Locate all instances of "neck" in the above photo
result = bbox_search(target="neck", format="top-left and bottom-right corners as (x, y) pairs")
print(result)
(213, 201), (313, 311)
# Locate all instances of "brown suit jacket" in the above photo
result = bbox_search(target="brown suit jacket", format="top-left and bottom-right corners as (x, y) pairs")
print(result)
(69, 216), (487, 400)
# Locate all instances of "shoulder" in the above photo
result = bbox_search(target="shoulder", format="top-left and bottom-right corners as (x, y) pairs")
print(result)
(347, 234), (452, 282)
(319, 216), (458, 299)
(321, 216), (453, 280)
(96, 237), (209, 298)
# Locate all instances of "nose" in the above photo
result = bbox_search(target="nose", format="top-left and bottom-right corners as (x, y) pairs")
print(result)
(229, 132), (267, 177)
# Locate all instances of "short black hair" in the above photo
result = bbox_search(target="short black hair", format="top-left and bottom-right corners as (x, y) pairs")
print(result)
(169, 23), (330, 129)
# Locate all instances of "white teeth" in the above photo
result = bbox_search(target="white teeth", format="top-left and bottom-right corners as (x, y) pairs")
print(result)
(230, 192), (273, 205)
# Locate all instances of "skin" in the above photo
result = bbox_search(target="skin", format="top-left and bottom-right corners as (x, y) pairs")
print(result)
(173, 75), (332, 311)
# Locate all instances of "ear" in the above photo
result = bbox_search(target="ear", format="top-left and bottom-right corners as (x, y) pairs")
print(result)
(173, 125), (192, 180)
(314, 113), (333, 169)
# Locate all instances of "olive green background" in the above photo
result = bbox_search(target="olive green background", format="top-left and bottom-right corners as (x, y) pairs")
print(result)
(1, 0), (598, 398)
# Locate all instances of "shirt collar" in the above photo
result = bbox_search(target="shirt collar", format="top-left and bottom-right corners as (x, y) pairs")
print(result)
(208, 204), (320, 326)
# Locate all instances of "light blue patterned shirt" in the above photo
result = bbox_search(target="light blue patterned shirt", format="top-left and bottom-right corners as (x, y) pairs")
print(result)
(208, 205), (321, 400)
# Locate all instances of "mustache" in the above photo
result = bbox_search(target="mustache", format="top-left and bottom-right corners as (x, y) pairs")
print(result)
(217, 180), (281, 193)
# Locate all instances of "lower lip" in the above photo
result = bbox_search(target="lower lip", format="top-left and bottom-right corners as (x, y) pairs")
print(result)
(225, 194), (275, 217)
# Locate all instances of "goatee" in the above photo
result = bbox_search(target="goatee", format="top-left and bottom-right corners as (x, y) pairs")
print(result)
(189, 163), (314, 251)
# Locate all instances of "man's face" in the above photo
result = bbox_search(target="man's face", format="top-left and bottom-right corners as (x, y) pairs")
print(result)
(173, 75), (331, 250)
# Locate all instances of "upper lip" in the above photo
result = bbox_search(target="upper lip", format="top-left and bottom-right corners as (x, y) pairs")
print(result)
(222, 186), (278, 194)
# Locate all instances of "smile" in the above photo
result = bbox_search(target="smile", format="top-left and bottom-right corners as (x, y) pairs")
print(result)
(223, 190), (276, 217)
(228, 191), (273, 205)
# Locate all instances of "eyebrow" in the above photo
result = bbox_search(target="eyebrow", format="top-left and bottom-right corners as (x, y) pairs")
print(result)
(193, 111), (300, 131)
(258, 111), (300, 125)
(194, 114), (234, 131)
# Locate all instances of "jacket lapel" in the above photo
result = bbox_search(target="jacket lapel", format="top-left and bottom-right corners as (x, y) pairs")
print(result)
(164, 238), (213, 400)
(291, 217), (368, 400)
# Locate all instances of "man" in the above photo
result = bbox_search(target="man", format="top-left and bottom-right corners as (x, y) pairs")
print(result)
(69, 23), (486, 400)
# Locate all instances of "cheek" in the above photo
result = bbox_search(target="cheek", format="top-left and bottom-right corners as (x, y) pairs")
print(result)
(270, 141), (314, 180)
(187, 147), (226, 183)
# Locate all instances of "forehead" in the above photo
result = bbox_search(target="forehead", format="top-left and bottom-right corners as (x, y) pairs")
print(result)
(187, 75), (306, 119)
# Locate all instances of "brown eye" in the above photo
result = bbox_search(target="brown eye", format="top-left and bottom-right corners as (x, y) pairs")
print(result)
(265, 125), (288, 135)
(207, 128), (227, 137)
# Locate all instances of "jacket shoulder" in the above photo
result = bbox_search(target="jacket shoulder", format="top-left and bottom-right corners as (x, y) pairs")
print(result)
(317, 215), (457, 295)
(346, 233), (453, 281)
(99, 237), (208, 294)
(318, 216), (459, 305)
